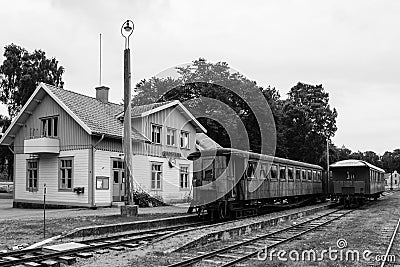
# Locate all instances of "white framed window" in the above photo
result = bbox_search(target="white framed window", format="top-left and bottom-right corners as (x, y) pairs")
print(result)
(180, 131), (190, 149)
(151, 162), (162, 190)
(59, 157), (73, 191)
(166, 128), (176, 146)
(41, 116), (58, 137)
(151, 124), (162, 144)
(26, 159), (38, 192)
(180, 165), (189, 189)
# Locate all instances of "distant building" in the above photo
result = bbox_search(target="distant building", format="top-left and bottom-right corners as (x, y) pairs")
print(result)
(385, 170), (400, 190)
(0, 83), (209, 208)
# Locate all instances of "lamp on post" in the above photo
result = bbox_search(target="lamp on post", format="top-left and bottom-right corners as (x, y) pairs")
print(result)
(120, 19), (138, 216)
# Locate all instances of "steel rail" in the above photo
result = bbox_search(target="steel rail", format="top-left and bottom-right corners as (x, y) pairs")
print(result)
(166, 209), (352, 267)
(0, 221), (208, 267)
(380, 217), (400, 267)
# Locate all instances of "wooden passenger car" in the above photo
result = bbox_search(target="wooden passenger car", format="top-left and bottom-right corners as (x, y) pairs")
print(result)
(330, 159), (385, 206)
(188, 148), (326, 219)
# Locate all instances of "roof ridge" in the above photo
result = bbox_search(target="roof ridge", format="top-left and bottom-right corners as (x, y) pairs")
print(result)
(44, 83), (123, 108)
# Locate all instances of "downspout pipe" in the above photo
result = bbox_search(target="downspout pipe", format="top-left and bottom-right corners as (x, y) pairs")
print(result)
(8, 145), (15, 203)
(90, 134), (105, 208)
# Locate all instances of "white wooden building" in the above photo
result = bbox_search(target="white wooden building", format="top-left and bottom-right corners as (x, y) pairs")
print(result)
(0, 83), (207, 208)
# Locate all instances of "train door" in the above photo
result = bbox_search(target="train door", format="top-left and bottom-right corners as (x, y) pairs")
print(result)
(270, 164), (279, 198)
(287, 166), (294, 197)
(294, 168), (301, 196)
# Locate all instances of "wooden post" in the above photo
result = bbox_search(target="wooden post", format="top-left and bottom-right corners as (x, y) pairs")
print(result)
(43, 183), (47, 238)
(124, 48), (133, 206)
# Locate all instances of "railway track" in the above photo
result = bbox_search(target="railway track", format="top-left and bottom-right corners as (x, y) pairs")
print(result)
(166, 208), (353, 267)
(0, 221), (207, 267)
(380, 217), (400, 267)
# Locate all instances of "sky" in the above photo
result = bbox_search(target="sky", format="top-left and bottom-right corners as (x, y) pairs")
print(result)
(0, 0), (399, 155)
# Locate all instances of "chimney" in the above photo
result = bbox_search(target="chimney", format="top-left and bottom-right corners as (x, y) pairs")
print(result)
(95, 86), (109, 103)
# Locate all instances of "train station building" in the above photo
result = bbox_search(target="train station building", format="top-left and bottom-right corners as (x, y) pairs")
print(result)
(385, 170), (400, 190)
(0, 83), (211, 208)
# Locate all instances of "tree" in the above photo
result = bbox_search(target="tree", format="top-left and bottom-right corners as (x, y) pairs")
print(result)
(133, 58), (281, 154)
(0, 115), (12, 181)
(282, 82), (338, 165)
(0, 43), (64, 118)
(0, 44), (64, 181)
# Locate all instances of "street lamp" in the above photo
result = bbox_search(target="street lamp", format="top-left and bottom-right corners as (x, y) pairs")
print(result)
(121, 20), (135, 212)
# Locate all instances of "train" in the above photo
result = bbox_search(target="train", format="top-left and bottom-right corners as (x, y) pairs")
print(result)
(188, 148), (327, 220)
(187, 148), (386, 219)
(330, 159), (385, 207)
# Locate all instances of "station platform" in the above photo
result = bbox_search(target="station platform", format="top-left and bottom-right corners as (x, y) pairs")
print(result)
(0, 198), (189, 221)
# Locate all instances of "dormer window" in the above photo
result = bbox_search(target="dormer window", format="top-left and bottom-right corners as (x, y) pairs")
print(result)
(41, 116), (58, 137)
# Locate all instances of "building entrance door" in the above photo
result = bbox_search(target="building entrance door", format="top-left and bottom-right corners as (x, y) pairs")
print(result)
(112, 160), (125, 202)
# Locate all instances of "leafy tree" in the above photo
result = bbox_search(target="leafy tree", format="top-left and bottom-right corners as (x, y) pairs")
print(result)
(0, 44), (64, 181)
(0, 43), (64, 118)
(133, 58), (281, 154)
(282, 82), (338, 165)
(362, 151), (381, 167)
(0, 115), (12, 181)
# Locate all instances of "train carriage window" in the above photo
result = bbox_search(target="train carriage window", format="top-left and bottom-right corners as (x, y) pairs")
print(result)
(312, 170), (317, 181)
(246, 161), (257, 179)
(317, 171), (322, 181)
(270, 164), (278, 179)
(280, 166), (287, 180)
(203, 159), (214, 181)
(288, 167), (294, 180)
(295, 169), (301, 180)
(260, 164), (268, 179)
(302, 169), (306, 180)
(307, 170), (312, 181)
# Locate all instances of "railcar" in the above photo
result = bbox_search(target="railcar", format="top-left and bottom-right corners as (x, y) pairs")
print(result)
(188, 148), (326, 220)
(330, 159), (385, 207)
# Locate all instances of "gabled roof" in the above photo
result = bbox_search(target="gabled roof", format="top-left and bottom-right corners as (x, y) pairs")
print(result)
(0, 83), (149, 145)
(330, 159), (385, 173)
(116, 100), (207, 133)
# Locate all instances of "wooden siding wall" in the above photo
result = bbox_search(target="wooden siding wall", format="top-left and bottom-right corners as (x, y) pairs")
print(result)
(133, 107), (197, 158)
(14, 150), (89, 205)
(132, 155), (192, 202)
(94, 150), (122, 205)
(14, 93), (91, 154)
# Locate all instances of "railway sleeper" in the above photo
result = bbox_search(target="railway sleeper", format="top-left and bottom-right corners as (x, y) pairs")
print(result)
(41, 259), (60, 267)
(57, 256), (76, 265)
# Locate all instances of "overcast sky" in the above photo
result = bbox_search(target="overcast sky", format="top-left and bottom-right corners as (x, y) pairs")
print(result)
(1, 0), (399, 155)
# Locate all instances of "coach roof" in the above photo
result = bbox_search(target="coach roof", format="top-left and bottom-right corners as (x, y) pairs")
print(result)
(330, 159), (385, 173)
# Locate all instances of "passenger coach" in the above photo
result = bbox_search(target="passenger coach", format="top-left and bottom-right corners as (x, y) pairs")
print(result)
(188, 148), (326, 220)
(330, 159), (385, 207)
